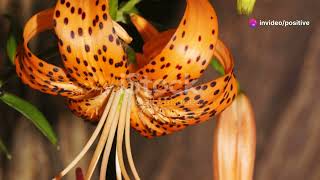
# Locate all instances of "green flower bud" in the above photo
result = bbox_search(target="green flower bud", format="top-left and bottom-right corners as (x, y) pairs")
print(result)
(237, 0), (256, 15)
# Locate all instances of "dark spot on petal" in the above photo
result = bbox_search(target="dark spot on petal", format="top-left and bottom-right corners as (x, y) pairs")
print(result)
(109, 58), (113, 65)
(78, 28), (83, 36)
(70, 31), (75, 38)
(82, 12), (86, 20)
(55, 10), (60, 18)
(108, 34), (114, 42)
(88, 27), (93, 35)
(67, 46), (71, 53)
(64, 18), (69, 25)
(99, 22), (103, 29)
(85, 44), (90, 52)
(102, 45), (107, 52)
(103, 13), (108, 20)
(78, 8), (82, 14)
(194, 95), (200, 100)
(102, 4), (106, 11)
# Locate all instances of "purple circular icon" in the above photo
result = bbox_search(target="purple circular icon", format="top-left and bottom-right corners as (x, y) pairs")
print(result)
(249, 18), (258, 28)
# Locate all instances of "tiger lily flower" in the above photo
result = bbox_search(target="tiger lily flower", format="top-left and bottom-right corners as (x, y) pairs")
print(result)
(213, 93), (256, 180)
(15, 0), (238, 179)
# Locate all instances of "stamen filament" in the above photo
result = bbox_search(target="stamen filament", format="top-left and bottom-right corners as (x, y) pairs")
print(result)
(54, 87), (140, 180)
(86, 89), (123, 179)
(98, 102), (121, 180)
(115, 151), (123, 180)
(116, 89), (130, 180)
(53, 89), (115, 180)
(125, 88), (140, 180)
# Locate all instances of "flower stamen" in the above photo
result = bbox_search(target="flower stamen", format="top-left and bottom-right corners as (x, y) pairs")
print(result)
(86, 89), (123, 179)
(53, 88), (115, 180)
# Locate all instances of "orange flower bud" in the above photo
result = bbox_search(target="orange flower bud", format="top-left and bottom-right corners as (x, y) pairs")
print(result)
(213, 94), (256, 180)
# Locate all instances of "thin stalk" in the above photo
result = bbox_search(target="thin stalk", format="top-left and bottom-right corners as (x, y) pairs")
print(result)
(86, 89), (123, 180)
(53, 89), (114, 180)
(125, 88), (140, 179)
(98, 103), (121, 180)
(115, 147), (123, 180)
(99, 89), (125, 180)
(116, 90), (130, 180)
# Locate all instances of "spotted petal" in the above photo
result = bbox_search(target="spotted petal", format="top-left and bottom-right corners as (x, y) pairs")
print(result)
(15, 8), (86, 99)
(68, 88), (112, 121)
(132, 40), (238, 137)
(53, 0), (129, 88)
(135, 0), (218, 97)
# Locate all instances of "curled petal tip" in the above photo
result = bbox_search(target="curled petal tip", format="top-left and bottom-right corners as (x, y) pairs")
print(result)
(130, 13), (159, 42)
(213, 94), (256, 180)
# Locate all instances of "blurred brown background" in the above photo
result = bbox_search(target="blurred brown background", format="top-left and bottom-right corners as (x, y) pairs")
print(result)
(0, 0), (319, 179)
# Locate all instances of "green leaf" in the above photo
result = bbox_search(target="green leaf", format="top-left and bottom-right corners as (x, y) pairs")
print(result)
(0, 92), (58, 146)
(109, 0), (119, 20)
(6, 34), (17, 65)
(0, 138), (12, 160)
(210, 58), (225, 75)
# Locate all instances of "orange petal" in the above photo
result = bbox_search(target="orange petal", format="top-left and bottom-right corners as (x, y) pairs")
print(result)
(53, 0), (128, 88)
(133, 39), (238, 136)
(136, 0), (218, 97)
(130, 13), (159, 42)
(130, 94), (166, 138)
(130, 14), (175, 68)
(142, 29), (176, 60)
(213, 94), (256, 180)
(67, 89), (112, 121)
(135, 53), (149, 69)
(15, 8), (86, 99)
